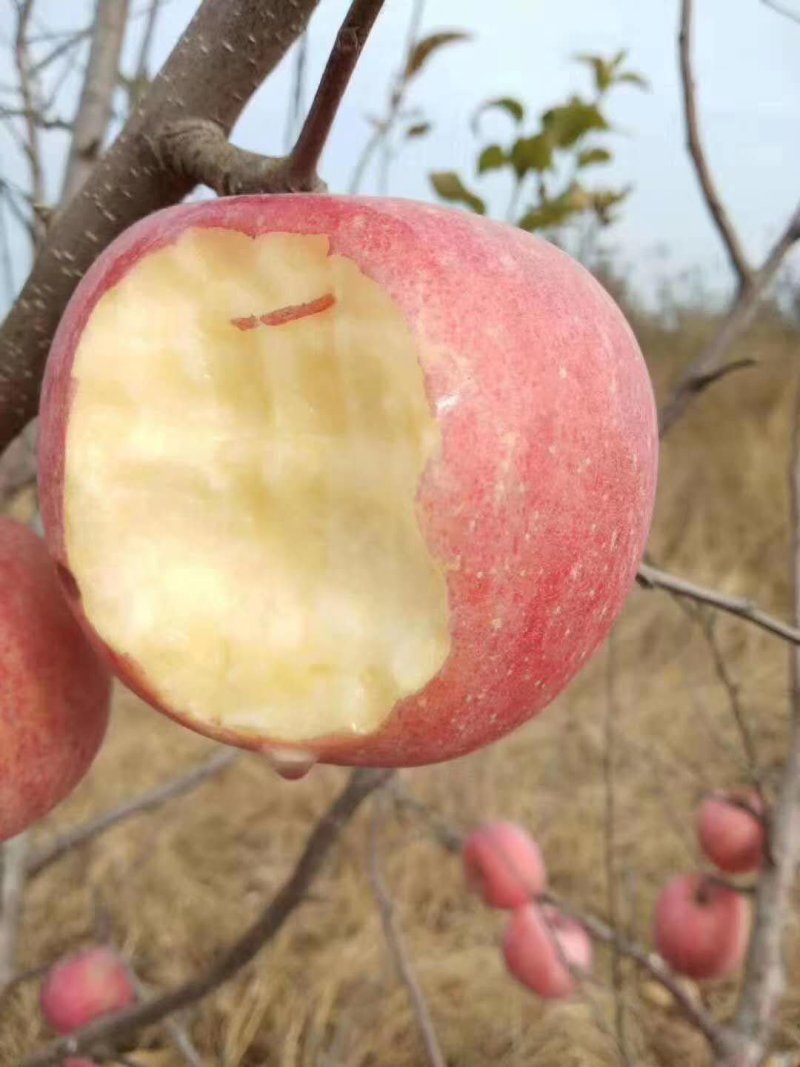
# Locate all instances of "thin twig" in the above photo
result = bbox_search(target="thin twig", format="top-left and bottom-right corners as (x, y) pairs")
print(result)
(27, 749), (239, 879)
(720, 381), (800, 1066)
(694, 611), (763, 794)
(12, 0), (45, 246)
(127, 969), (203, 1067)
(678, 0), (751, 288)
(348, 0), (426, 194)
(762, 0), (800, 22)
(130, 0), (163, 106)
(287, 0), (387, 189)
(22, 768), (392, 1067)
(658, 199), (800, 436)
(603, 635), (633, 1065)
(61, 0), (131, 203)
(637, 562), (800, 646)
(284, 30), (309, 152)
(369, 798), (447, 1067)
(0, 832), (31, 993)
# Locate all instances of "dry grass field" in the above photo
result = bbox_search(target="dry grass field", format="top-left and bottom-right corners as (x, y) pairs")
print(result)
(2, 301), (799, 1067)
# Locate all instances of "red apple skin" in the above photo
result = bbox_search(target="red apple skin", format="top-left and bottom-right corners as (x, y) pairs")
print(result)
(0, 518), (111, 842)
(503, 903), (592, 999)
(654, 874), (750, 980)
(40, 946), (136, 1034)
(39, 195), (658, 768)
(697, 791), (766, 875)
(64, 1061), (101, 1067)
(463, 821), (546, 909)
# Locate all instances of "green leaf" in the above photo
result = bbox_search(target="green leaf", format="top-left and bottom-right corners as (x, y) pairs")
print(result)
(429, 172), (486, 214)
(404, 31), (471, 81)
(618, 71), (649, 89)
(517, 184), (591, 231)
(574, 53), (613, 94)
(542, 97), (609, 148)
(591, 186), (631, 225)
(477, 144), (508, 174)
(577, 146), (612, 168)
(405, 121), (432, 139)
(471, 96), (525, 135)
(510, 133), (553, 178)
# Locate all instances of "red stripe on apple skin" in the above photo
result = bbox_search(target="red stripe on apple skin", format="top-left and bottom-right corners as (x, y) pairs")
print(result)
(230, 292), (336, 331)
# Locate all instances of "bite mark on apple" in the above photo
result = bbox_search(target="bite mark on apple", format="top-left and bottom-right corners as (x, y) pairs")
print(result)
(230, 292), (336, 331)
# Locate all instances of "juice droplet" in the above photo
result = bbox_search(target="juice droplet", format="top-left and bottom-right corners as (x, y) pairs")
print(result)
(266, 747), (317, 781)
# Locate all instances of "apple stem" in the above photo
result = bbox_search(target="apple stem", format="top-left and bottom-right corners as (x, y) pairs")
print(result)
(286, 0), (387, 190)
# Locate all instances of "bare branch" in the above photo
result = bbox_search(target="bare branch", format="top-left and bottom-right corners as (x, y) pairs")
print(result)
(130, 0), (164, 107)
(22, 768), (392, 1067)
(603, 636), (633, 1065)
(637, 562), (800, 646)
(369, 799), (447, 1067)
(0, 0), (321, 456)
(762, 0), (800, 22)
(287, 0), (387, 189)
(678, 0), (751, 288)
(284, 31), (310, 152)
(126, 968), (202, 1067)
(349, 0), (426, 194)
(0, 832), (31, 993)
(721, 384), (800, 1066)
(27, 749), (239, 879)
(658, 200), (800, 435)
(12, 0), (45, 245)
(61, 0), (132, 204)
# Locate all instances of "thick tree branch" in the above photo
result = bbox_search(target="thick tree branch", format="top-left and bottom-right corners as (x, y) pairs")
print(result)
(27, 750), (239, 879)
(61, 0), (131, 204)
(678, 0), (751, 289)
(0, 0), (321, 456)
(22, 768), (392, 1067)
(287, 0), (387, 188)
(762, 0), (800, 22)
(636, 562), (800, 646)
(720, 385), (800, 1067)
(658, 201), (800, 436)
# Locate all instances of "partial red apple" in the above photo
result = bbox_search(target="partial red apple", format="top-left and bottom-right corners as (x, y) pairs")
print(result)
(64, 1060), (101, 1067)
(697, 790), (765, 874)
(40, 946), (136, 1034)
(463, 821), (546, 908)
(38, 196), (658, 767)
(654, 873), (750, 980)
(0, 517), (111, 842)
(503, 903), (592, 999)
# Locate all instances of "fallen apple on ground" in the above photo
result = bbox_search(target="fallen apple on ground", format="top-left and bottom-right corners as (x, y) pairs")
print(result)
(40, 945), (136, 1034)
(0, 517), (110, 842)
(654, 873), (750, 980)
(39, 195), (658, 767)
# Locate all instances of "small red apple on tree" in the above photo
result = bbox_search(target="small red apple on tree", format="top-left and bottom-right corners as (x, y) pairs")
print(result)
(463, 821), (546, 908)
(40, 946), (136, 1034)
(38, 196), (658, 769)
(697, 790), (766, 874)
(0, 517), (111, 843)
(654, 873), (750, 980)
(503, 903), (593, 999)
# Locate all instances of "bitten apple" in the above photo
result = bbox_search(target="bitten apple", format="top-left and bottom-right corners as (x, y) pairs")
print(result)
(654, 873), (750, 980)
(463, 821), (546, 908)
(697, 790), (765, 875)
(0, 517), (110, 842)
(40, 946), (136, 1034)
(39, 196), (658, 767)
(503, 903), (592, 999)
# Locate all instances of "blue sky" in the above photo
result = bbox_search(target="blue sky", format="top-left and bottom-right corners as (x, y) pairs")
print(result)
(1, 0), (799, 305)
